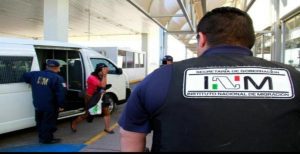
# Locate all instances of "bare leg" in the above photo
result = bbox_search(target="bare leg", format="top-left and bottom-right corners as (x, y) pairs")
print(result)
(72, 95), (91, 131)
(103, 107), (111, 130)
(71, 113), (87, 132)
(102, 107), (114, 134)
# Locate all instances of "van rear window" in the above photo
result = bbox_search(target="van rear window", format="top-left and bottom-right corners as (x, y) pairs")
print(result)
(0, 56), (33, 84)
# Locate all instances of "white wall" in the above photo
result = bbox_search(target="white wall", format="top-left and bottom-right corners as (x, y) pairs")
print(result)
(186, 48), (197, 59)
(70, 35), (142, 51)
(146, 26), (161, 74)
(167, 34), (188, 62)
(248, 0), (300, 31)
(248, 0), (273, 31)
(280, 0), (300, 18)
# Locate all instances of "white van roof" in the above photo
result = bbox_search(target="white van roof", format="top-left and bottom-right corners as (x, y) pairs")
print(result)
(0, 37), (84, 49)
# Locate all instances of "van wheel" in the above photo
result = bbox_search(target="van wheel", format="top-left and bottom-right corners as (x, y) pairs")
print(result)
(106, 95), (116, 114)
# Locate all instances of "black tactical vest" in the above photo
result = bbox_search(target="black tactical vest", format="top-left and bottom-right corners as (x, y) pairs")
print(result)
(150, 54), (300, 152)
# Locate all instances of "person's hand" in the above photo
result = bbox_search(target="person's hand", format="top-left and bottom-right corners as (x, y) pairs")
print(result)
(102, 71), (107, 76)
(59, 107), (64, 112)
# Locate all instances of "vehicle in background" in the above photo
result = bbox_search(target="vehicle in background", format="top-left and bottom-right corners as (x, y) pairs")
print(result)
(0, 37), (131, 135)
(91, 47), (146, 83)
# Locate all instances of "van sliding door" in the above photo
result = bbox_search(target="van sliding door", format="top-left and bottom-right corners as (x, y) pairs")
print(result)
(35, 48), (85, 116)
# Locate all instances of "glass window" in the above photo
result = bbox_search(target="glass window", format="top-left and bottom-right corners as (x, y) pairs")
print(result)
(0, 56), (33, 84)
(68, 51), (83, 90)
(52, 50), (67, 80)
(262, 33), (271, 61)
(90, 58), (118, 74)
(254, 36), (263, 58)
(253, 32), (271, 61)
(134, 53), (139, 68)
(126, 52), (134, 68)
(35, 49), (84, 90)
(284, 13), (300, 71)
(118, 50), (126, 68)
(116, 56), (123, 68)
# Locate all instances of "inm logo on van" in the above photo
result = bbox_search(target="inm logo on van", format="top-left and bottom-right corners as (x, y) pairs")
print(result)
(183, 67), (294, 99)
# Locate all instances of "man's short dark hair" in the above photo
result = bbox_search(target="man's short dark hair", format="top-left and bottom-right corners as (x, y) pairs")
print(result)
(162, 55), (173, 64)
(197, 7), (255, 49)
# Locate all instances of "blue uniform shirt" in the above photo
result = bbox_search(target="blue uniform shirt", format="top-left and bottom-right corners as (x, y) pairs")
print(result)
(118, 45), (253, 133)
(23, 70), (66, 112)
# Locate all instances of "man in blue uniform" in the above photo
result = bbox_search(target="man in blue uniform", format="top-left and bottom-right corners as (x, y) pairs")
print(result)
(162, 55), (173, 65)
(119, 7), (300, 152)
(23, 59), (65, 144)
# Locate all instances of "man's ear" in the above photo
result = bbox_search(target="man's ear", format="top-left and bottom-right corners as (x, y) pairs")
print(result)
(197, 32), (208, 56)
(198, 32), (207, 48)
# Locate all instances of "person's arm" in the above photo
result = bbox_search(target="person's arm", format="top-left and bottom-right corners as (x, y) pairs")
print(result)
(54, 76), (66, 109)
(118, 82), (151, 152)
(98, 69), (108, 89)
(118, 66), (172, 152)
(100, 74), (107, 88)
(120, 127), (147, 152)
(22, 72), (32, 84)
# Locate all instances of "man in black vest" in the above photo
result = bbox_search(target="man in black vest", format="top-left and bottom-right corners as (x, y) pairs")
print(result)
(118, 7), (300, 152)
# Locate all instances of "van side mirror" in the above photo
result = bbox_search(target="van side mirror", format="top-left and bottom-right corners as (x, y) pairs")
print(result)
(116, 68), (123, 75)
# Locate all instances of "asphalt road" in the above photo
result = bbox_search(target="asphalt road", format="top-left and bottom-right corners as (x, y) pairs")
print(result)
(0, 104), (126, 149)
(0, 83), (139, 150)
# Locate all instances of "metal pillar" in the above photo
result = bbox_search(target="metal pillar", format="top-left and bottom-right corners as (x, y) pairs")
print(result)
(271, 0), (281, 62)
(159, 28), (168, 65)
(281, 20), (286, 63)
(141, 33), (149, 74)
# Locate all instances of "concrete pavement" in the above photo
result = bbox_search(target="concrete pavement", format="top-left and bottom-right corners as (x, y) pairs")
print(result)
(81, 123), (153, 152)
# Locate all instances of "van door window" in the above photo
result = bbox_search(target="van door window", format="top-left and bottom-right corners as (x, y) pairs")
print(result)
(0, 56), (33, 84)
(90, 58), (117, 74)
(68, 51), (83, 90)
(35, 49), (83, 91)
(53, 50), (68, 80)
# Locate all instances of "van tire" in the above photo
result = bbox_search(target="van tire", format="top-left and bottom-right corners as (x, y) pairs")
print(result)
(106, 94), (116, 114)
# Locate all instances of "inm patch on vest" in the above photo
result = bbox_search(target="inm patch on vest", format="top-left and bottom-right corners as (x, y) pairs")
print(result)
(183, 67), (294, 99)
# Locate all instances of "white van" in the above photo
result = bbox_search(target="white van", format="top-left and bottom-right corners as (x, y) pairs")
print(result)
(0, 37), (131, 135)
(91, 47), (146, 83)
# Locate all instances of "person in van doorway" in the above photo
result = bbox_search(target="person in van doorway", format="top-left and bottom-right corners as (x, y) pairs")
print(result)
(161, 55), (173, 65)
(23, 59), (66, 144)
(118, 7), (300, 152)
(71, 63), (114, 134)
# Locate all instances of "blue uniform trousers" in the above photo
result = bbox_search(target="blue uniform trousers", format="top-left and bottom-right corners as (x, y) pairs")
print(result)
(35, 110), (58, 142)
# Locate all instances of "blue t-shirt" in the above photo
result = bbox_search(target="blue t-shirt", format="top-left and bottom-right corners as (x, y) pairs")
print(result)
(118, 45), (253, 133)
(118, 65), (172, 133)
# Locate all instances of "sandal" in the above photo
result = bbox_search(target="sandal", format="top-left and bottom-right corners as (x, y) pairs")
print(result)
(104, 129), (114, 134)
